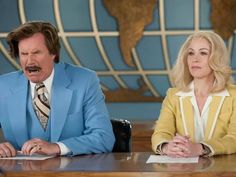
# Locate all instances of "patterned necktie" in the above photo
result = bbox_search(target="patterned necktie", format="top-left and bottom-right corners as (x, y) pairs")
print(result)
(33, 83), (50, 130)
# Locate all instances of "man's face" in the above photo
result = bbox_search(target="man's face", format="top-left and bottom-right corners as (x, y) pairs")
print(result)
(18, 33), (55, 83)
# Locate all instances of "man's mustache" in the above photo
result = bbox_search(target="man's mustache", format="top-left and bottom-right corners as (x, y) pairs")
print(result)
(25, 66), (41, 73)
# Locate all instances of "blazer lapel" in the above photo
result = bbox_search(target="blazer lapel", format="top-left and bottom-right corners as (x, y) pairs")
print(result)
(205, 96), (225, 140)
(181, 97), (195, 141)
(50, 64), (73, 142)
(7, 74), (29, 147)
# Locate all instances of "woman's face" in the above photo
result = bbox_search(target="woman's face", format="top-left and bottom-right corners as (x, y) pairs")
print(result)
(187, 37), (213, 80)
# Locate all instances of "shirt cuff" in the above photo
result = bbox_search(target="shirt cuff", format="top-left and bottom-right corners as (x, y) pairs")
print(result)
(200, 143), (213, 156)
(156, 141), (169, 154)
(56, 142), (71, 155)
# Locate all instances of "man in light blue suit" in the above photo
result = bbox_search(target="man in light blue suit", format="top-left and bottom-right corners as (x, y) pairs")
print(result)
(0, 21), (115, 157)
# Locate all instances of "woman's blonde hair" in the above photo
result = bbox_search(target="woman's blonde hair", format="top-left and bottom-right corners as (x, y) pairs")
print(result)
(171, 31), (232, 92)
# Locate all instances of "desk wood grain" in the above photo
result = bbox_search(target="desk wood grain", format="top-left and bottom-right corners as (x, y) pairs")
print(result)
(1, 152), (236, 177)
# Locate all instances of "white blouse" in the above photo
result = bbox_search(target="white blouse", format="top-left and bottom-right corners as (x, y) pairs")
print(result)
(176, 82), (229, 142)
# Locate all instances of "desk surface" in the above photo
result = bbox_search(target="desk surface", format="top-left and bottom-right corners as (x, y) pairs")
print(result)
(1, 152), (236, 177)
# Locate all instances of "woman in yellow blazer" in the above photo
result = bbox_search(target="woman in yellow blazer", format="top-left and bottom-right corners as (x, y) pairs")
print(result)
(151, 31), (236, 157)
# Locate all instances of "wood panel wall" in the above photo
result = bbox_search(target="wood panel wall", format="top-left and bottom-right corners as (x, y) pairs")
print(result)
(131, 120), (155, 152)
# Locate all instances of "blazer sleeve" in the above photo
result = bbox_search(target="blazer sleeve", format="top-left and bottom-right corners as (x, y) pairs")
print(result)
(151, 88), (178, 153)
(60, 72), (115, 155)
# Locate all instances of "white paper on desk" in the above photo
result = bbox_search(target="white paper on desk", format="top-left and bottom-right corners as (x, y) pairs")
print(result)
(0, 153), (55, 160)
(146, 155), (199, 164)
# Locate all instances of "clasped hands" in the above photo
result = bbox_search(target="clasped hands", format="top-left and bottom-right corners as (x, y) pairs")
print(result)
(162, 134), (203, 157)
(0, 138), (60, 158)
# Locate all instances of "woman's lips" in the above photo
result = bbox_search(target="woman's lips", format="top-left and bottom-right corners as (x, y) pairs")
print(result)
(191, 66), (201, 69)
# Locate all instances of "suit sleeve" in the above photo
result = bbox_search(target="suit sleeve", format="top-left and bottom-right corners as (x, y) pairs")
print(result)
(60, 72), (115, 155)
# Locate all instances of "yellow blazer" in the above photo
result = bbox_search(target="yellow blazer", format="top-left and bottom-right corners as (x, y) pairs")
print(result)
(151, 85), (236, 156)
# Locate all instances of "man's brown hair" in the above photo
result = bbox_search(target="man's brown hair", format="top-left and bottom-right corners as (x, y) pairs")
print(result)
(6, 21), (60, 63)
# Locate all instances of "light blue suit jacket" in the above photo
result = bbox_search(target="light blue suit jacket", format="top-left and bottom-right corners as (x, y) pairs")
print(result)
(0, 62), (115, 155)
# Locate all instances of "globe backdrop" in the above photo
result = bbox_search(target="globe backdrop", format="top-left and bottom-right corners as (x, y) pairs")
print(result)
(0, 0), (236, 121)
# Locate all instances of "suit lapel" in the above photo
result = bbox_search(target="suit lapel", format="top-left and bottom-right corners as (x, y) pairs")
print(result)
(50, 64), (73, 142)
(181, 97), (195, 141)
(7, 74), (29, 147)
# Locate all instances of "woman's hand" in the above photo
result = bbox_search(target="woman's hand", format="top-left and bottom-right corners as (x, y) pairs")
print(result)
(179, 140), (203, 157)
(162, 134), (203, 157)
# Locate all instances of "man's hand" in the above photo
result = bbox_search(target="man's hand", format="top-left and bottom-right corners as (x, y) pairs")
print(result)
(21, 138), (60, 156)
(0, 142), (17, 158)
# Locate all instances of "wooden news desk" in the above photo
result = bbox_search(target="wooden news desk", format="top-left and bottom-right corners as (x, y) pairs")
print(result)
(0, 152), (236, 177)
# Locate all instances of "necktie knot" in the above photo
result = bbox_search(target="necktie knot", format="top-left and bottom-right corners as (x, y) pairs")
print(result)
(33, 83), (50, 130)
(35, 83), (49, 104)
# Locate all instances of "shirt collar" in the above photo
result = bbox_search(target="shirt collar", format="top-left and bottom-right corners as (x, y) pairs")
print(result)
(175, 82), (194, 97)
(30, 68), (54, 97)
(175, 81), (229, 97)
